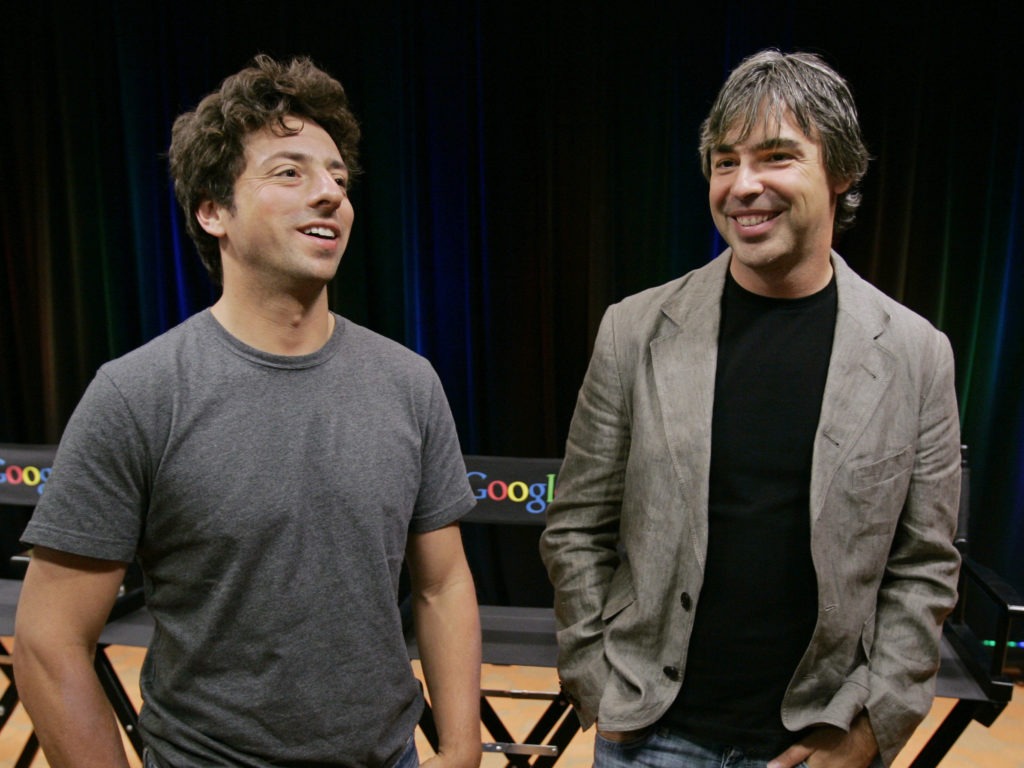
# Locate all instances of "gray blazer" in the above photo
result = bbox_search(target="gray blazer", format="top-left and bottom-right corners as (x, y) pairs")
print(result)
(540, 251), (962, 766)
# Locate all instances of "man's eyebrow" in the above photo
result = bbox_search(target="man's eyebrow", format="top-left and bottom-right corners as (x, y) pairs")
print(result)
(711, 137), (802, 154)
(263, 151), (348, 171)
(753, 137), (801, 152)
(749, 137), (802, 152)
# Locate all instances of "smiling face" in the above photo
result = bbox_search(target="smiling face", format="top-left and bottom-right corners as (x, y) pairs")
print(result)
(708, 109), (850, 297)
(197, 116), (354, 295)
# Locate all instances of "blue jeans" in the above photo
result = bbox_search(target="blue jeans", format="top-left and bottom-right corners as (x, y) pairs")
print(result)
(594, 726), (885, 768)
(392, 733), (420, 768)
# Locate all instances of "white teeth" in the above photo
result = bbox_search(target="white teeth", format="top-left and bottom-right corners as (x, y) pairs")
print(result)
(303, 226), (336, 239)
(736, 214), (772, 226)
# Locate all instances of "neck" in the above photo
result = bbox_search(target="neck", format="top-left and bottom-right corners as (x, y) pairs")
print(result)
(729, 251), (835, 299)
(211, 285), (334, 356)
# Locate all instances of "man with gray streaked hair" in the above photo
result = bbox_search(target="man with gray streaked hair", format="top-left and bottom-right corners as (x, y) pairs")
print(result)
(699, 50), (870, 234)
(542, 48), (961, 767)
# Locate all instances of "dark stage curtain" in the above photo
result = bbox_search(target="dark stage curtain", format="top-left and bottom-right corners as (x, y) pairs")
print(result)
(3, 1), (1022, 595)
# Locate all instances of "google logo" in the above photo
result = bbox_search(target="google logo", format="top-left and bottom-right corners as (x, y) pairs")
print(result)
(0, 458), (52, 496)
(468, 471), (557, 515)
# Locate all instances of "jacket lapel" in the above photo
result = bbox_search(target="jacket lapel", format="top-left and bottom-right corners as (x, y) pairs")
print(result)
(810, 255), (896, 521)
(650, 255), (729, 567)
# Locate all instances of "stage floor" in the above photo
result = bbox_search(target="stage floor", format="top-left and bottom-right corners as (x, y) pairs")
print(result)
(1, 643), (1021, 767)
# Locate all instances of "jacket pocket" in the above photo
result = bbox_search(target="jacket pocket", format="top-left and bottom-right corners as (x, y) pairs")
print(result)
(601, 564), (636, 623)
(849, 443), (914, 490)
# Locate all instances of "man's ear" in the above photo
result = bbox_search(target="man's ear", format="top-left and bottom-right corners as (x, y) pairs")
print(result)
(195, 199), (227, 238)
(832, 177), (853, 195)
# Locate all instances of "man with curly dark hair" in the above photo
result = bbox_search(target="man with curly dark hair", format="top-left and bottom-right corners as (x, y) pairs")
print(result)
(15, 55), (482, 768)
(168, 54), (363, 287)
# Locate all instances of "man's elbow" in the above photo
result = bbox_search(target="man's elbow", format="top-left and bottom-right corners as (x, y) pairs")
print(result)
(14, 610), (98, 689)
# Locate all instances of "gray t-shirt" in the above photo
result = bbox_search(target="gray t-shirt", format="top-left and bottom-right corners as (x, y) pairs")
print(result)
(23, 310), (475, 767)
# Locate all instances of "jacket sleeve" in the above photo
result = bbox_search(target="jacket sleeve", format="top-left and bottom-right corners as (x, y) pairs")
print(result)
(866, 332), (962, 765)
(539, 307), (630, 728)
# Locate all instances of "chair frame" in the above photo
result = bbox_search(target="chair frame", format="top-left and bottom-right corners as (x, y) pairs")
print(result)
(0, 442), (145, 762)
(6, 448), (1020, 766)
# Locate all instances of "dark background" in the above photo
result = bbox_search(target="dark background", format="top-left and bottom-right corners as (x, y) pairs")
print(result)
(2, 1), (1022, 599)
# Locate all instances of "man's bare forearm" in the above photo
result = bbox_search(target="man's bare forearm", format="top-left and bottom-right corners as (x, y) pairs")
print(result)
(15, 641), (132, 768)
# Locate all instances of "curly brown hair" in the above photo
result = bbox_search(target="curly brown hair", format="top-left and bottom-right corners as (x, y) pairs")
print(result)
(168, 54), (361, 285)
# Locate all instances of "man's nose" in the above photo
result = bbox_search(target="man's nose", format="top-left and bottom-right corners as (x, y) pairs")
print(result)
(731, 162), (764, 197)
(310, 171), (345, 209)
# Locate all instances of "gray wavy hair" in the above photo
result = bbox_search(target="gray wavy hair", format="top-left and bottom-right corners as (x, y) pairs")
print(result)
(699, 49), (870, 233)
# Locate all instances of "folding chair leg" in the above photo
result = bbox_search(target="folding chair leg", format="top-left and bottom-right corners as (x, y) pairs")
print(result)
(1, 639), (40, 767)
(907, 700), (978, 768)
(530, 708), (580, 768)
(0, 672), (19, 729)
(520, 696), (568, 747)
(418, 699), (440, 751)
(13, 732), (39, 768)
(95, 645), (145, 757)
(481, 697), (533, 767)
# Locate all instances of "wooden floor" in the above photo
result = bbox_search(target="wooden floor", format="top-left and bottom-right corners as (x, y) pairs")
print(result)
(2, 644), (1021, 767)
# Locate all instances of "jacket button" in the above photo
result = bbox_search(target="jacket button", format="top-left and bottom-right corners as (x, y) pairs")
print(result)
(663, 666), (681, 681)
(680, 592), (693, 611)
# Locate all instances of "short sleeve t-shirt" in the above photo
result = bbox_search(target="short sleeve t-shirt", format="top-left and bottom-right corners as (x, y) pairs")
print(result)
(23, 310), (475, 766)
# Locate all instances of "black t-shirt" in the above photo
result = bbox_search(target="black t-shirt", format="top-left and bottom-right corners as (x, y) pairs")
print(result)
(662, 270), (837, 754)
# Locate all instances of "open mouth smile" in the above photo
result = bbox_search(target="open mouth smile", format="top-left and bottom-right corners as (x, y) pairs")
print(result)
(733, 212), (779, 227)
(302, 226), (338, 240)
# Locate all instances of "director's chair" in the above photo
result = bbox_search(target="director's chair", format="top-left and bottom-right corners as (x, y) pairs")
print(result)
(907, 446), (1023, 766)
(408, 455), (580, 767)
(0, 442), (146, 763)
